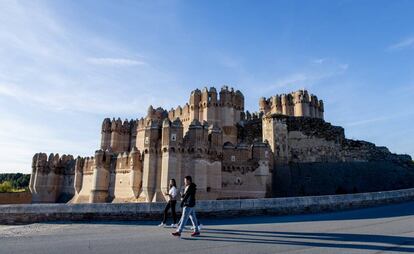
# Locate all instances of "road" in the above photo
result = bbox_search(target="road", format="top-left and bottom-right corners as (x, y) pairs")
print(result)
(1, 202), (414, 254)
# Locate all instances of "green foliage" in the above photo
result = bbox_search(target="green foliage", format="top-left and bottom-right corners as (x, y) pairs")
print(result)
(0, 181), (13, 192)
(0, 173), (30, 192)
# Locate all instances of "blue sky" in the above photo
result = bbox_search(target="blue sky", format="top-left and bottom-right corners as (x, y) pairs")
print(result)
(1, 0), (413, 173)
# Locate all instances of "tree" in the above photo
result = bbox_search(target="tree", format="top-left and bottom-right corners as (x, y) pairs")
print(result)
(0, 181), (13, 193)
(0, 173), (31, 190)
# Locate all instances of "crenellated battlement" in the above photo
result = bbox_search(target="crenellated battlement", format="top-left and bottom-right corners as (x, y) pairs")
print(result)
(101, 118), (137, 153)
(30, 153), (76, 203)
(103, 86), (246, 155)
(259, 89), (324, 119)
(31, 153), (75, 175)
(188, 85), (244, 109)
(114, 147), (142, 173)
(165, 86), (244, 140)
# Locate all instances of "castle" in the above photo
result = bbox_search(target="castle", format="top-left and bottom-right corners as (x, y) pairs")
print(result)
(29, 86), (414, 203)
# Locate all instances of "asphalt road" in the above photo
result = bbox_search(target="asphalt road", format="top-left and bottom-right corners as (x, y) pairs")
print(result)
(1, 202), (414, 254)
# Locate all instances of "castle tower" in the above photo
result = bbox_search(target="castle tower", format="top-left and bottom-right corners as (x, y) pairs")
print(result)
(129, 147), (143, 198)
(190, 89), (201, 122)
(89, 149), (112, 203)
(293, 90), (310, 117)
(182, 120), (212, 199)
(135, 117), (145, 152)
(233, 89), (245, 124)
(160, 118), (184, 200)
(309, 95), (317, 118)
(129, 119), (138, 151)
(252, 142), (272, 196)
(46, 153), (63, 202)
(273, 95), (282, 114)
(28, 153), (38, 195)
(121, 120), (129, 152)
(210, 87), (218, 105)
(140, 119), (162, 202)
(198, 87), (209, 123)
(31, 153), (48, 203)
(186, 119), (208, 149)
(200, 87), (209, 109)
(100, 118), (112, 150)
(282, 94), (294, 116)
(110, 118), (123, 153)
(259, 97), (268, 114)
(147, 105), (155, 119)
(318, 100), (324, 119)
(219, 86), (232, 107)
(208, 124), (223, 154)
(281, 94), (288, 115)
(262, 116), (289, 164)
(73, 156), (84, 194)
(219, 86), (241, 144)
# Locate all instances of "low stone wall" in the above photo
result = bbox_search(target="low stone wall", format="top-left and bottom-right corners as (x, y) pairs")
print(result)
(0, 191), (32, 205)
(1, 188), (414, 225)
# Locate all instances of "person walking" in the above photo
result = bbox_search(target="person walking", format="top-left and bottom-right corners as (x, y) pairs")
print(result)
(172, 176), (200, 237)
(158, 179), (178, 227)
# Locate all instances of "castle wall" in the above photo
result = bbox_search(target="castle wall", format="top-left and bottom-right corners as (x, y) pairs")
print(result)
(220, 143), (272, 199)
(59, 172), (75, 202)
(112, 172), (136, 202)
(273, 161), (414, 197)
(288, 131), (341, 163)
(30, 153), (76, 203)
(74, 173), (93, 203)
(71, 157), (95, 203)
(136, 127), (145, 152)
(191, 158), (221, 200)
(262, 115), (346, 164)
(262, 114), (414, 197)
(111, 150), (142, 203)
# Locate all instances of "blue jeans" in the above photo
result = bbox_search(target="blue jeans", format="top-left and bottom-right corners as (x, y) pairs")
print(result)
(177, 206), (199, 233)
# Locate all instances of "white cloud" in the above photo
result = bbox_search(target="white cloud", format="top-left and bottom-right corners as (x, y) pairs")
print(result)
(0, 116), (97, 172)
(339, 64), (349, 71)
(0, 82), (146, 114)
(263, 59), (349, 92)
(312, 58), (327, 64)
(344, 110), (414, 127)
(86, 57), (147, 66)
(270, 73), (314, 89)
(388, 37), (414, 50)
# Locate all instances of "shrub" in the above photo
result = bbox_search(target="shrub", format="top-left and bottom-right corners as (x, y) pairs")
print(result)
(0, 181), (13, 193)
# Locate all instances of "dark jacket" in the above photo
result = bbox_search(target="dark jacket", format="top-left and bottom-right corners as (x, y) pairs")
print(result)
(181, 183), (196, 208)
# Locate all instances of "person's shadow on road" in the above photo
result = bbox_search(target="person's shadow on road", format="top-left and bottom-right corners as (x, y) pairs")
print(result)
(184, 229), (414, 252)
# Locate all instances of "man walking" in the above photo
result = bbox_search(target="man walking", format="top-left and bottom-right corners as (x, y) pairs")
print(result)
(172, 176), (200, 237)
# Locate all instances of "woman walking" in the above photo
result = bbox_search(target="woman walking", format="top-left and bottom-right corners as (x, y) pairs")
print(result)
(158, 179), (178, 227)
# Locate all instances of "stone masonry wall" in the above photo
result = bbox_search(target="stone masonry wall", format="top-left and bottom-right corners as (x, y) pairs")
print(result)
(2, 187), (414, 225)
(0, 192), (32, 205)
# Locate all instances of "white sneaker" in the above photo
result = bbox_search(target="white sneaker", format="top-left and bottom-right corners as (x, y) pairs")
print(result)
(171, 224), (177, 228)
(158, 223), (166, 227)
(191, 224), (203, 231)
